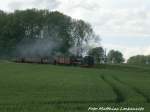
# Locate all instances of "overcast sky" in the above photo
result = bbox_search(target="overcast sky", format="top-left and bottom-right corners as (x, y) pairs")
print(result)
(0, 0), (150, 59)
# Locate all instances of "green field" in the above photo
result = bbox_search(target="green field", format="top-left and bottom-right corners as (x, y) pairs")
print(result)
(0, 61), (150, 112)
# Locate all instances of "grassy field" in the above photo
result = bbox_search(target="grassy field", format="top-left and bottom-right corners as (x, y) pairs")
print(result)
(0, 61), (150, 112)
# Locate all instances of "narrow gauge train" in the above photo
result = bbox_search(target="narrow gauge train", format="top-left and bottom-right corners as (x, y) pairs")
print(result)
(54, 56), (82, 65)
(15, 56), (94, 67)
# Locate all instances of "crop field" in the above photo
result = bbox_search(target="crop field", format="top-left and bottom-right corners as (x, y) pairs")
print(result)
(0, 61), (150, 112)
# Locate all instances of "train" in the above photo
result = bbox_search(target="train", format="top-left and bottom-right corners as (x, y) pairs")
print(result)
(15, 56), (94, 67)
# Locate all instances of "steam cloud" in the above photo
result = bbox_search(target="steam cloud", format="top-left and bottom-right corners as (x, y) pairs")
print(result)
(16, 38), (61, 58)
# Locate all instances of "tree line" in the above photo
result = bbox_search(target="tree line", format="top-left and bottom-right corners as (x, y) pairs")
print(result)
(0, 9), (96, 58)
(0, 9), (149, 65)
(89, 47), (150, 65)
(88, 47), (125, 64)
(127, 55), (150, 65)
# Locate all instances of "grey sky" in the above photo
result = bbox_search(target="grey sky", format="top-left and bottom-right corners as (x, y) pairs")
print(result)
(0, 0), (150, 59)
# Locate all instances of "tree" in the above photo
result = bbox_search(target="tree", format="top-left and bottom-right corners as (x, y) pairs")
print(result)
(88, 47), (105, 64)
(107, 50), (124, 64)
(127, 55), (150, 64)
(0, 9), (97, 58)
(70, 19), (95, 56)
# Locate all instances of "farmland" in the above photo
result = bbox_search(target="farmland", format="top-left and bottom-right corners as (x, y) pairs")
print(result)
(0, 61), (150, 112)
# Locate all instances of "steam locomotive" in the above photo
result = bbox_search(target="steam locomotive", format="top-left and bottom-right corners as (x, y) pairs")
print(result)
(15, 56), (94, 67)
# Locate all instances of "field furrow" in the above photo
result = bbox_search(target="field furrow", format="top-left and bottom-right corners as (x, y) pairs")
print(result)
(113, 75), (150, 103)
(100, 75), (124, 103)
(101, 75), (146, 103)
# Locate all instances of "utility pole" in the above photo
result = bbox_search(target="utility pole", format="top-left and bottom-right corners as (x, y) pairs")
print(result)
(146, 56), (149, 65)
(104, 48), (107, 64)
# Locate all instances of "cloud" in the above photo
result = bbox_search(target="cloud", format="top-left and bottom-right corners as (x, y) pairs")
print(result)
(1, 0), (150, 36)
(7, 0), (60, 11)
(56, 0), (150, 36)
(0, 0), (150, 58)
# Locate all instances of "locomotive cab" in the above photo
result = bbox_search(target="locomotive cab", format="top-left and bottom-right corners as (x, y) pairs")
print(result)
(81, 56), (94, 67)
